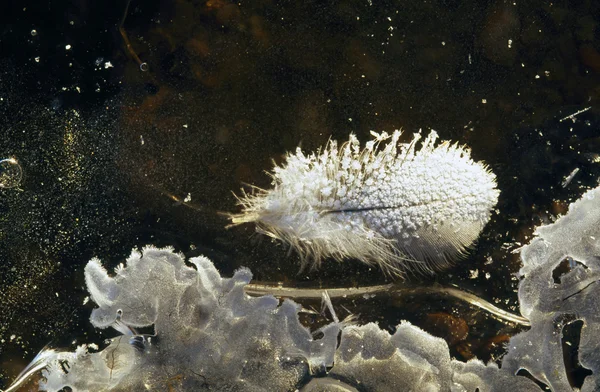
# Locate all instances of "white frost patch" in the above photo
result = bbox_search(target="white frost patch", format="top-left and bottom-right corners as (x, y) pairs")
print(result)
(229, 129), (499, 275)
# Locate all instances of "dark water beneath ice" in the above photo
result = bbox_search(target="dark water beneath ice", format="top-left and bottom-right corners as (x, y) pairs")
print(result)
(1, 0), (600, 389)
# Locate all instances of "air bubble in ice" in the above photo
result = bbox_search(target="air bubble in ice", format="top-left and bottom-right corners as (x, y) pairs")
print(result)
(0, 158), (23, 189)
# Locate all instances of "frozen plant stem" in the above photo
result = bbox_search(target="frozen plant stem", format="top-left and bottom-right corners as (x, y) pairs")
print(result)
(244, 283), (530, 327)
(229, 130), (499, 276)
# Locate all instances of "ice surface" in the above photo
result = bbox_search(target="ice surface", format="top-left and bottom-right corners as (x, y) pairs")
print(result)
(326, 322), (454, 391)
(9, 185), (600, 391)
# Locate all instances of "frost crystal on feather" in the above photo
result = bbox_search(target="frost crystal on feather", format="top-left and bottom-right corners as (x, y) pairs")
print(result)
(230, 130), (499, 275)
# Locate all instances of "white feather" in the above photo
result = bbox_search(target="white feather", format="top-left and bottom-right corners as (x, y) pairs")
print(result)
(229, 130), (499, 276)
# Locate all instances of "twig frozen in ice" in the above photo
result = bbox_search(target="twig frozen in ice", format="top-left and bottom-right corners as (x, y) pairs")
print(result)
(245, 282), (530, 326)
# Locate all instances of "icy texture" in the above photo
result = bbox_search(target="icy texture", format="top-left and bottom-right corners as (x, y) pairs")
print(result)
(327, 322), (454, 391)
(230, 130), (499, 274)
(32, 248), (542, 392)
(315, 322), (540, 392)
(501, 185), (600, 391)
(40, 247), (341, 392)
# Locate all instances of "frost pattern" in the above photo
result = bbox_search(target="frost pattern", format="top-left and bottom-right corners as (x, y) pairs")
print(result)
(502, 185), (600, 391)
(229, 130), (499, 274)
(41, 248), (341, 392)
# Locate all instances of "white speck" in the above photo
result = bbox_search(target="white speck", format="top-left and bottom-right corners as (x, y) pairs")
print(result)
(30, 29), (37, 36)
(558, 106), (592, 122)
(65, 44), (72, 50)
(183, 124), (188, 128)
(469, 269), (479, 279)
(535, 75), (540, 79)
(508, 39), (512, 48)
(184, 193), (192, 203)
(482, 99), (487, 104)
(104, 61), (113, 69)
(441, 41), (446, 46)
(34, 57), (40, 63)
(561, 168), (580, 188)
(140, 135), (145, 145)
(83, 296), (89, 305)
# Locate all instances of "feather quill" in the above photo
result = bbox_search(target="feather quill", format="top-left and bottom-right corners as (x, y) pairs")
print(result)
(229, 130), (499, 275)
